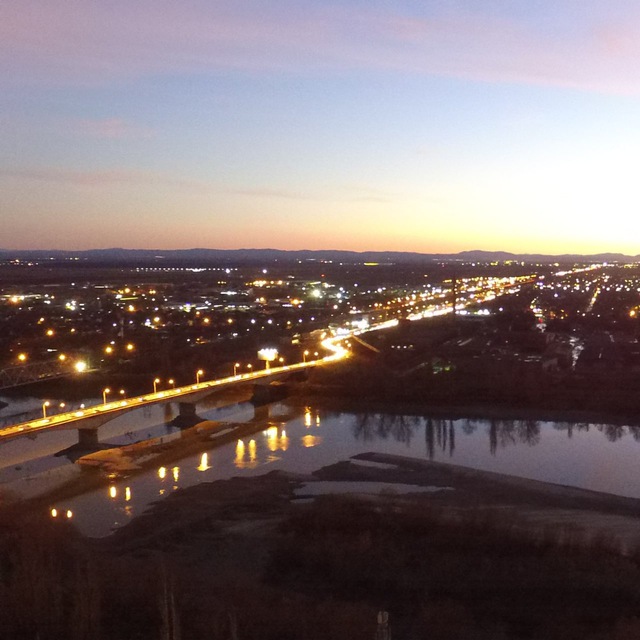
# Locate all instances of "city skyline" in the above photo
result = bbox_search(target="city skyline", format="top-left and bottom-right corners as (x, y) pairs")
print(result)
(3, 1), (640, 254)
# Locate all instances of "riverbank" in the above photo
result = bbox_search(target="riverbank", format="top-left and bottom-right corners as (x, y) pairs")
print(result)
(292, 391), (640, 427)
(95, 451), (640, 638)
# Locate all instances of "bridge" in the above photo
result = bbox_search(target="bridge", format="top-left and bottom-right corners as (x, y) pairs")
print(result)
(0, 359), (78, 391)
(0, 336), (349, 445)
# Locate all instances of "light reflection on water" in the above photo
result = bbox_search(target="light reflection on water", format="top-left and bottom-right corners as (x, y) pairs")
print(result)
(43, 407), (640, 538)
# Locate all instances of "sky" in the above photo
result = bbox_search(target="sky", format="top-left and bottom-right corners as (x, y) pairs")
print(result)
(2, 0), (640, 254)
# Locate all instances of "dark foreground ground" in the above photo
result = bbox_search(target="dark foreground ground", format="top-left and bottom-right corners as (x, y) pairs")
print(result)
(3, 454), (640, 639)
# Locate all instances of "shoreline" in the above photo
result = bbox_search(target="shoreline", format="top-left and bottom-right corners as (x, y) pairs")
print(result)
(291, 392), (640, 426)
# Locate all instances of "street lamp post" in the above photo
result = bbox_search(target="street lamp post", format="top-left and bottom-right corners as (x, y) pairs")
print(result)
(153, 378), (160, 393)
(103, 388), (111, 404)
(303, 350), (309, 363)
(234, 362), (240, 376)
(196, 369), (204, 384)
(168, 378), (175, 388)
(42, 401), (50, 418)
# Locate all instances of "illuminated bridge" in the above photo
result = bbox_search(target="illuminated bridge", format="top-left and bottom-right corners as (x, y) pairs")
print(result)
(0, 338), (349, 445)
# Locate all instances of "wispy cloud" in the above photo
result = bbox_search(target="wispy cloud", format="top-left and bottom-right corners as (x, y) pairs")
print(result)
(231, 183), (396, 203)
(0, 167), (207, 190)
(75, 118), (154, 139)
(3, 1), (640, 93)
(231, 187), (313, 200)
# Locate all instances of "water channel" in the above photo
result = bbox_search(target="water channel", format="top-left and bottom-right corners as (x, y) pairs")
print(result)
(3, 394), (640, 538)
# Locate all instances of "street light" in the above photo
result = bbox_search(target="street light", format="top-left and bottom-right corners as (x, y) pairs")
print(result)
(103, 388), (111, 404)
(234, 362), (240, 376)
(74, 360), (87, 373)
(168, 378), (175, 388)
(42, 401), (50, 418)
(153, 378), (160, 393)
(119, 389), (126, 399)
(303, 350), (309, 363)
(196, 369), (204, 384)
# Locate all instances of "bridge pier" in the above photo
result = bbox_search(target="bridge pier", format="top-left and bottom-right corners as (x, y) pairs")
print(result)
(77, 428), (99, 447)
(178, 402), (197, 418)
(252, 403), (271, 422)
(168, 401), (203, 429)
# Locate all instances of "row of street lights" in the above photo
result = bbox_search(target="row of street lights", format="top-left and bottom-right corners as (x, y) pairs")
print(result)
(42, 349), (324, 418)
(35, 350), (318, 418)
(103, 388), (126, 404)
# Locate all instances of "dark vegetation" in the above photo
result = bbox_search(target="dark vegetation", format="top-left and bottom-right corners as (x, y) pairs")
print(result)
(305, 305), (640, 419)
(271, 497), (640, 640)
(4, 488), (640, 639)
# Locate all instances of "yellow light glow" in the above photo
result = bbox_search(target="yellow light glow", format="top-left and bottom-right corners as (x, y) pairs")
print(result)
(158, 466), (167, 479)
(125, 487), (131, 502)
(197, 452), (211, 471)
(109, 486), (117, 499)
(235, 439), (245, 467)
(74, 360), (87, 373)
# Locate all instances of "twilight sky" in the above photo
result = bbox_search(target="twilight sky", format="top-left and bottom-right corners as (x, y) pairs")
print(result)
(2, 1), (640, 254)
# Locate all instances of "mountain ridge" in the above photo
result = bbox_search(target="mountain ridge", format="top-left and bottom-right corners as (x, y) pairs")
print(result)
(0, 248), (636, 264)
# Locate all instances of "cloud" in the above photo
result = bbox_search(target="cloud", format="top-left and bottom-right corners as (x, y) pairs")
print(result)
(3, 1), (640, 94)
(0, 166), (207, 190)
(75, 118), (154, 139)
(231, 183), (396, 203)
(231, 187), (313, 200)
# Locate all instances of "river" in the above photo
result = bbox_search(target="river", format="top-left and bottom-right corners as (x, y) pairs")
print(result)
(3, 397), (640, 537)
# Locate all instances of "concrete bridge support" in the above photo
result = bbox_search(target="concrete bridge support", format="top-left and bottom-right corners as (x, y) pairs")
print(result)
(178, 402), (197, 419)
(77, 428), (99, 447)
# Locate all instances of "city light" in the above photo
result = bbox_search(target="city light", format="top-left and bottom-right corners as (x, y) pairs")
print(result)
(103, 388), (111, 404)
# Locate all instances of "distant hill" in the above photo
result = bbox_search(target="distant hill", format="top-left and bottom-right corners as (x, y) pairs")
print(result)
(0, 247), (637, 265)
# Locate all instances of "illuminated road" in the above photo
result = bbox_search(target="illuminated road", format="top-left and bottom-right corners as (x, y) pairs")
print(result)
(0, 337), (349, 444)
(0, 275), (529, 444)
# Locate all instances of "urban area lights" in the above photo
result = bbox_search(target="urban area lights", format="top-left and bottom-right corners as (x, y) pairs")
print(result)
(153, 378), (160, 393)
(42, 400), (50, 418)
(196, 369), (204, 384)
(103, 388), (111, 404)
